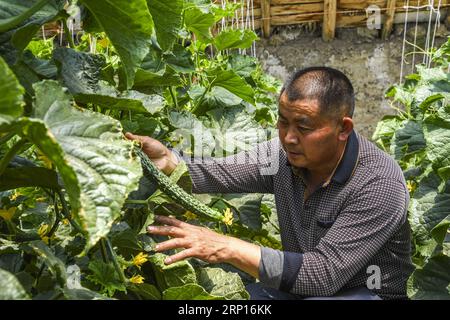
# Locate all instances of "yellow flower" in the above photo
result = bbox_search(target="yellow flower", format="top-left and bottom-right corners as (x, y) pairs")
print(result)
(222, 207), (234, 226)
(10, 192), (21, 201)
(183, 210), (197, 220)
(129, 275), (145, 284)
(0, 207), (16, 221)
(132, 252), (148, 269)
(38, 224), (49, 238)
(406, 180), (417, 193)
(62, 219), (70, 225)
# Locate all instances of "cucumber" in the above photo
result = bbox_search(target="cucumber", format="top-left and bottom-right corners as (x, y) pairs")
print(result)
(135, 148), (224, 222)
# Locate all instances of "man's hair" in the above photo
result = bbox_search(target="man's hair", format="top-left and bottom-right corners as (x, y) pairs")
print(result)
(280, 66), (355, 118)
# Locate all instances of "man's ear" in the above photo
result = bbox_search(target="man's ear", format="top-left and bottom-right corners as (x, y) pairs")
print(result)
(338, 117), (354, 141)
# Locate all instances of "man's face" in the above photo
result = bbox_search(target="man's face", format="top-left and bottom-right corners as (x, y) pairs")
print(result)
(277, 92), (342, 170)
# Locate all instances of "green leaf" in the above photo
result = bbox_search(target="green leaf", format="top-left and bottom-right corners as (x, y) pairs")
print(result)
(0, 167), (60, 191)
(0, 267), (30, 299)
(371, 115), (402, 150)
(408, 253), (450, 300)
(22, 240), (67, 287)
(214, 29), (258, 51)
(128, 283), (161, 300)
(147, 0), (183, 52)
(424, 123), (450, 177)
(183, 5), (215, 40)
(61, 288), (113, 300)
(33, 81), (142, 250)
(163, 44), (195, 73)
(228, 54), (257, 79)
(223, 194), (263, 230)
(410, 172), (450, 251)
(149, 253), (197, 291)
(87, 260), (126, 297)
(162, 283), (221, 300)
(196, 267), (249, 300)
(207, 69), (255, 105)
(390, 120), (426, 160)
(0, 0), (65, 64)
(205, 106), (267, 156)
(0, 55), (24, 123)
(22, 50), (56, 78)
(79, 0), (155, 90)
(53, 48), (165, 114)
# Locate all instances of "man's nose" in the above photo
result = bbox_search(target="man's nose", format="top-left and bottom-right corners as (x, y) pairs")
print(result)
(284, 126), (299, 144)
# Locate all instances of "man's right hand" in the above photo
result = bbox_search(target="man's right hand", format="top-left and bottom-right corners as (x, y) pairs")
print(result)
(125, 132), (179, 176)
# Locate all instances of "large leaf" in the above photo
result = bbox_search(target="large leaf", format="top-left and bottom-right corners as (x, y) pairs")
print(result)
(22, 240), (67, 286)
(207, 69), (255, 105)
(214, 29), (258, 51)
(53, 48), (165, 114)
(409, 172), (450, 256)
(0, 267), (30, 299)
(33, 81), (142, 251)
(205, 106), (267, 156)
(79, 0), (155, 90)
(223, 194), (263, 231)
(390, 120), (426, 160)
(168, 111), (215, 156)
(196, 267), (249, 300)
(424, 123), (450, 175)
(183, 5), (215, 40)
(149, 253), (197, 291)
(147, 0), (183, 52)
(0, 0), (65, 64)
(0, 167), (60, 191)
(162, 283), (221, 300)
(408, 253), (450, 300)
(0, 55), (24, 123)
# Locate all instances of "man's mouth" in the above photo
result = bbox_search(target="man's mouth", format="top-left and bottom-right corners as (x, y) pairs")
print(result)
(287, 151), (303, 157)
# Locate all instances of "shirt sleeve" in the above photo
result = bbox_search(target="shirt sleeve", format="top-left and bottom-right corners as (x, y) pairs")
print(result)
(274, 177), (409, 297)
(171, 139), (279, 194)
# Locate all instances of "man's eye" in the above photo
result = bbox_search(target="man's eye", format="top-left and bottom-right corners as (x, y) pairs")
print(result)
(297, 126), (311, 132)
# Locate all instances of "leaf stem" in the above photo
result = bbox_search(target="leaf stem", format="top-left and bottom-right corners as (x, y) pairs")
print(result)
(0, 0), (51, 33)
(169, 86), (178, 109)
(56, 190), (83, 234)
(104, 238), (126, 283)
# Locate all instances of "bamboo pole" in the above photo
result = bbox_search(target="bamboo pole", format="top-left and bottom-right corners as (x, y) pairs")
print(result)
(261, 0), (271, 37)
(323, 0), (337, 41)
(382, 0), (396, 39)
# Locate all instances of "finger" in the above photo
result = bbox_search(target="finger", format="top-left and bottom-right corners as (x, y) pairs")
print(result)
(155, 238), (189, 252)
(147, 225), (184, 237)
(165, 248), (197, 265)
(155, 215), (189, 228)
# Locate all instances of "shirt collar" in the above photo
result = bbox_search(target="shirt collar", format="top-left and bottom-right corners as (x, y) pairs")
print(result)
(286, 130), (360, 186)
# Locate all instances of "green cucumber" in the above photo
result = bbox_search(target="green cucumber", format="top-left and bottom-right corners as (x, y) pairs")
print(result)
(135, 148), (224, 222)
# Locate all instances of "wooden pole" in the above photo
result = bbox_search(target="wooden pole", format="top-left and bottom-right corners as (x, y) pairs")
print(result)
(382, 0), (396, 40)
(323, 0), (337, 41)
(261, 0), (271, 38)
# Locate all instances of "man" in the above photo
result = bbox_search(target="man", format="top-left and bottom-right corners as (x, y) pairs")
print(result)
(125, 67), (414, 300)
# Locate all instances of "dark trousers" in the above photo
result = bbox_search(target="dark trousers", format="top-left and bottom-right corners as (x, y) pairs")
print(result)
(246, 283), (382, 300)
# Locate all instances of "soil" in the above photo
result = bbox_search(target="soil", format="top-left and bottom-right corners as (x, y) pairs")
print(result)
(255, 23), (449, 138)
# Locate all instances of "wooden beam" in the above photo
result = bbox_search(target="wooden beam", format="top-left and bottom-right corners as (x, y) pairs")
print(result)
(323, 0), (337, 41)
(261, 0), (271, 37)
(382, 0), (396, 39)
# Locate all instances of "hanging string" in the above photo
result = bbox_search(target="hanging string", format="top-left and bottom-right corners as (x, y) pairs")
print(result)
(59, 21), (63, 46)
(411, 0), (421, 73)
(423, 0), (434, 65)
(399, 0), (410, 84)
(429, 0), (442, 67)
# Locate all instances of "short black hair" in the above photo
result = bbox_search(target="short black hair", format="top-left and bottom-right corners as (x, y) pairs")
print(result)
(280, 67), (355, 118)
